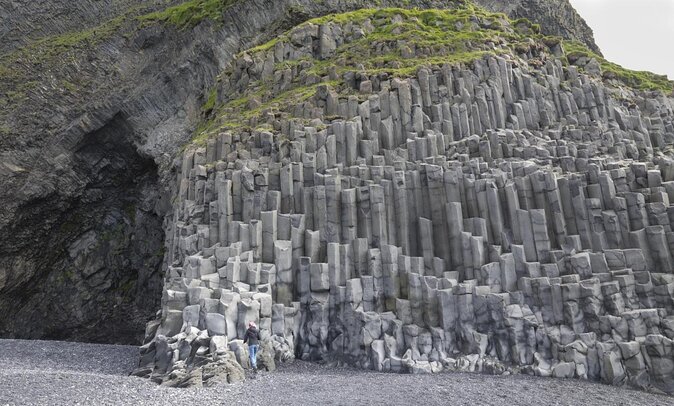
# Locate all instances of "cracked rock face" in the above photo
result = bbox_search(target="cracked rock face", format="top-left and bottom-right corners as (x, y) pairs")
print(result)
(136, 8), (674, 393)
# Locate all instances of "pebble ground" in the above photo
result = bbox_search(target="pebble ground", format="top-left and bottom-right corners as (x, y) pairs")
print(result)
(1, 339), (672, 406)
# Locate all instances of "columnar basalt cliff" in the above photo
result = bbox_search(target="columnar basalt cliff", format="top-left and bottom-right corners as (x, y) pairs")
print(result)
(0, 0), (599, 344)
(3, 0), (674, 397)
(133, 6), (674, 393)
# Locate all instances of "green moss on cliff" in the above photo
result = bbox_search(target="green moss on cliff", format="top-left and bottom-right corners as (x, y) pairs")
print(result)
(191, 3), (674, 147)
(316, 7), (512, 77)
(139, 0), (238, 29)
(193, 81), (339, 144)
(563, 41), (673, 94)
(47, 12), (131, 47)
(202, 86), (218, 114)
(191, 6), (521, 143)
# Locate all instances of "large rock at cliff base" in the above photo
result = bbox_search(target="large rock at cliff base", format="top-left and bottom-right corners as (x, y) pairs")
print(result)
(202, 358), (246, 387)
(161, 367), (204, 388)
(160, 357), (245, 388)
(257, 339), (277, 372)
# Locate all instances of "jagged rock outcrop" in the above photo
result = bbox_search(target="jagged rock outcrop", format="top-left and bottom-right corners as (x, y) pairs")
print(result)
(0, 0), (599, 343)
(476, 0), (600, 53)
(137, 7), (674, 393)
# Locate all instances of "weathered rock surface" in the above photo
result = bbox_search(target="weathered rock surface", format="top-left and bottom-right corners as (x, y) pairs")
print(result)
(138, 8), (674, 393)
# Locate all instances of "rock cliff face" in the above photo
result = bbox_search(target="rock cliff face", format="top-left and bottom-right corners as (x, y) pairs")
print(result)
(4, 0), (674, 396)
(136, 5), (674, 393)
(0, 0), (599, 344)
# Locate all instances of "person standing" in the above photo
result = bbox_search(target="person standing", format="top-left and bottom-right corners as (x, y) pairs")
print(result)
(243, 321), (261, 369)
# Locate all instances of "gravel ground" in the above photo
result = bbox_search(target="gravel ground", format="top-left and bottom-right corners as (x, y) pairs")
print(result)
(1, 339), (673, 406)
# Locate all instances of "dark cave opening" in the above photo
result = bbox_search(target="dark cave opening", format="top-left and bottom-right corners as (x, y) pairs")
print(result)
(58, 113), (167, 344)
(0, 113), (168, 345)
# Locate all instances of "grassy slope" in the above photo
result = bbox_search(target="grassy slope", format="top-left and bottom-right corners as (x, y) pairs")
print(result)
(193, 6), (517, 142)
(139, 0), (238, 29)
(191, 4), (674, 145)
(562, 41), (673, 93)
(0, 0), (671, 140)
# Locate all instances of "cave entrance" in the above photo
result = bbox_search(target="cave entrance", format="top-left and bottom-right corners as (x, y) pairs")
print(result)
(0, 113), (168, 345)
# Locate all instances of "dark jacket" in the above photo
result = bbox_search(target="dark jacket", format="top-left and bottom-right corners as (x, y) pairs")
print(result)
(243, 327), (260, 346)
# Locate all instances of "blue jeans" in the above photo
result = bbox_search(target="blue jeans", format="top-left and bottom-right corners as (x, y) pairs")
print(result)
(248, 344), (259, 369)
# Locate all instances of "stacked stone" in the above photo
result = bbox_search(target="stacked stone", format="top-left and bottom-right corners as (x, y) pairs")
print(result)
(142, 15), (674, 393)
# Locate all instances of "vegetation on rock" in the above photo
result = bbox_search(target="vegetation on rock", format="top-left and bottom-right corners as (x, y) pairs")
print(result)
(190, 3), (673, 146)
(202, 86), (219, 115)
(562, 41), (673, 94)
(0, 5), (151, 114)
(0, 0), (234, 116)
(139, 0), (238, 29)
(193, 6), (513, 142)
(2, 0), (669, 142)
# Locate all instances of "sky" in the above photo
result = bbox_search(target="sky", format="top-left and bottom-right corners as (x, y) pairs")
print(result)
(568, 0), (674, 80)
